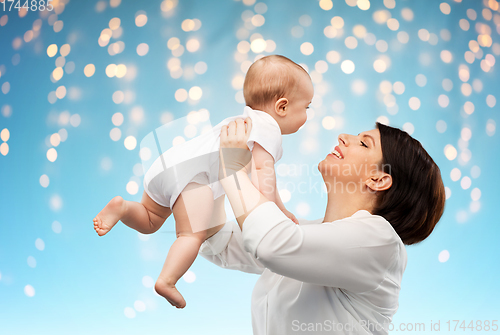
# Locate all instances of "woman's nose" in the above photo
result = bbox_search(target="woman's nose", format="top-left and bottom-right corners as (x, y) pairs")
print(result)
(338, 134), (348, 146)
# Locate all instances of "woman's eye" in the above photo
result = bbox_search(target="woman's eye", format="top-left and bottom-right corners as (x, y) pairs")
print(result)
(360, 141), (368, 148)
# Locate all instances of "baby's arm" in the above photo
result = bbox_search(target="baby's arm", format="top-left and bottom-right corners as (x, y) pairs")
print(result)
(251, 143), (298, 223)
(274, 187), (299, 224)
(250, 142), (278, 203)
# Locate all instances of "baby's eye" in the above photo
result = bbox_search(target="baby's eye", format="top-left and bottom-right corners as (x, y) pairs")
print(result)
(360, 141), (368, 148)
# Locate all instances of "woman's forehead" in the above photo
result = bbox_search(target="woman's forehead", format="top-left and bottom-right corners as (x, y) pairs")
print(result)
(359, 129), (381, 148)
(359, 128), (379, 137)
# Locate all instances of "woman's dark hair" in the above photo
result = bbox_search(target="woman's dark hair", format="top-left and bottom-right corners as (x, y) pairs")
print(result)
(373, 122), (446, 245)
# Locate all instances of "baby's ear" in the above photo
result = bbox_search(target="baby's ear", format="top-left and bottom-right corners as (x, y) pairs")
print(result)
(275, 98), (288, 117)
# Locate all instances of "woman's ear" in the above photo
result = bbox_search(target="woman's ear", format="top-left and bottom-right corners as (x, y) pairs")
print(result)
(366, 173), (392, 192)
(275, 98), (288, 117)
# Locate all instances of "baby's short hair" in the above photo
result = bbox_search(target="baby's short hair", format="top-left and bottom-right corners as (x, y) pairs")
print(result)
(243, 55), (308, 109)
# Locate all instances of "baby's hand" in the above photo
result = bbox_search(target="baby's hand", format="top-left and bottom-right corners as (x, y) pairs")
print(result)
(283, 209), (299, 225)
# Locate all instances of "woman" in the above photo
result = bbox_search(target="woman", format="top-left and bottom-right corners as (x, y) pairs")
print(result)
(200, 118), (445, 335)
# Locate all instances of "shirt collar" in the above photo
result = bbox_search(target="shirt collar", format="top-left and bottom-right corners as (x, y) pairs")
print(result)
(320, 210), (373, 224)
(351, 209), (372, 218)
(244, 106), (282, 132)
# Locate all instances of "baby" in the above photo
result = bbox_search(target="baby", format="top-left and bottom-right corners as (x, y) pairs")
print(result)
(93, 55), (314, 308)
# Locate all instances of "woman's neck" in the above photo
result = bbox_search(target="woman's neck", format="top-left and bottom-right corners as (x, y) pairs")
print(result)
(323, 190), (375, 223)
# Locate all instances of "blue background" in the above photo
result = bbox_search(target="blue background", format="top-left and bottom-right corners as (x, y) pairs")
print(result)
(0, 0), (499, 333)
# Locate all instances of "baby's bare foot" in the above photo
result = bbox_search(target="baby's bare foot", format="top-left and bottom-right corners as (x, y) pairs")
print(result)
(93, 196), (125, 236)
(155, 278), (186, 309)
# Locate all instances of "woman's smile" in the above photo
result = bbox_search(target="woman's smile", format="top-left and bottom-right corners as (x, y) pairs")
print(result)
(328, 146), (344, 160)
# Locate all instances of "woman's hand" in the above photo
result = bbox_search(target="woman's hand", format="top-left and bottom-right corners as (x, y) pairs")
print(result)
(219, 118), (253, 179)
(220, 117), (252, 150)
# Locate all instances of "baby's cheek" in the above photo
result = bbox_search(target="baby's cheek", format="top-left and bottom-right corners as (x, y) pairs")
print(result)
(301, 111), (308, 124)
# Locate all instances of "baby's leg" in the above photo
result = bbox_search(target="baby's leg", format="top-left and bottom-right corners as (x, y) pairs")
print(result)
(154, 183), (225, 308)
(93, 191), (171, 236)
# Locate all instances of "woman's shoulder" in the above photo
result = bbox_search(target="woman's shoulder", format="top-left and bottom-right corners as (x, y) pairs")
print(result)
(306, 210), (404, 253)
(343, 211), (408, 290)
(349, 210), (408, 274)
(298, 210), (405, 251)
(347, 210), (405, 246)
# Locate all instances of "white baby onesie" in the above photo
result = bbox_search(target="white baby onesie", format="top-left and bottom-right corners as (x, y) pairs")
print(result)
(143, 106), (283, 209)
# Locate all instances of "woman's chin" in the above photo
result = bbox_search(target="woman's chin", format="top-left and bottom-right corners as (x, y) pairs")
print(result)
(317, 161), (326, 175)
(318, 162), (336, 179)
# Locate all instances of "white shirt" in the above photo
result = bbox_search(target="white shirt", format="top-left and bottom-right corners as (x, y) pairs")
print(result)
(143, 107), (283, 209)
(199, 201), (407, 335)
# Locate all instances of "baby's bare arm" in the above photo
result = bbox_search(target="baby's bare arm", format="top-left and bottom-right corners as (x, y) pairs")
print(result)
(273, 184), (288, 212)
(250, 142), (277, 203)
(250, 143), (298, 224)
(273, 186), (298, 223)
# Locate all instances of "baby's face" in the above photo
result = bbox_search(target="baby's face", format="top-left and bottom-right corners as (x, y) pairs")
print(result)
(285, 72), (314, 133)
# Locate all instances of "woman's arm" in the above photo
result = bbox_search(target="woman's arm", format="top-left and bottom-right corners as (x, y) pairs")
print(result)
(219, 118), (398, 292)
(199, 210), (320, 274)
(241, 201), (398, 292)
(199, 219), (265, 275)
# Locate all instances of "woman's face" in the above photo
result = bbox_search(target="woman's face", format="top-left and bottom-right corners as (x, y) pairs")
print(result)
(318, 128), (385, 193)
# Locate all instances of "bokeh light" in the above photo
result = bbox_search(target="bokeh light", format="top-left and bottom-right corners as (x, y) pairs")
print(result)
(444, 144), (458, 160)
(0, 128), (10, 142)
(84, 64), (95, 77)
(409, 97), (421, 110)
(300, 42), (314, 55)
(124, 136), (137, 150)
(341, 60), (355, 74)
(47, 148), (57, 162)
(24, 285), (35, 297)
(137, 43), (149, 56)
(438, 250), (450, 263)
(135, 13), (148, 27)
